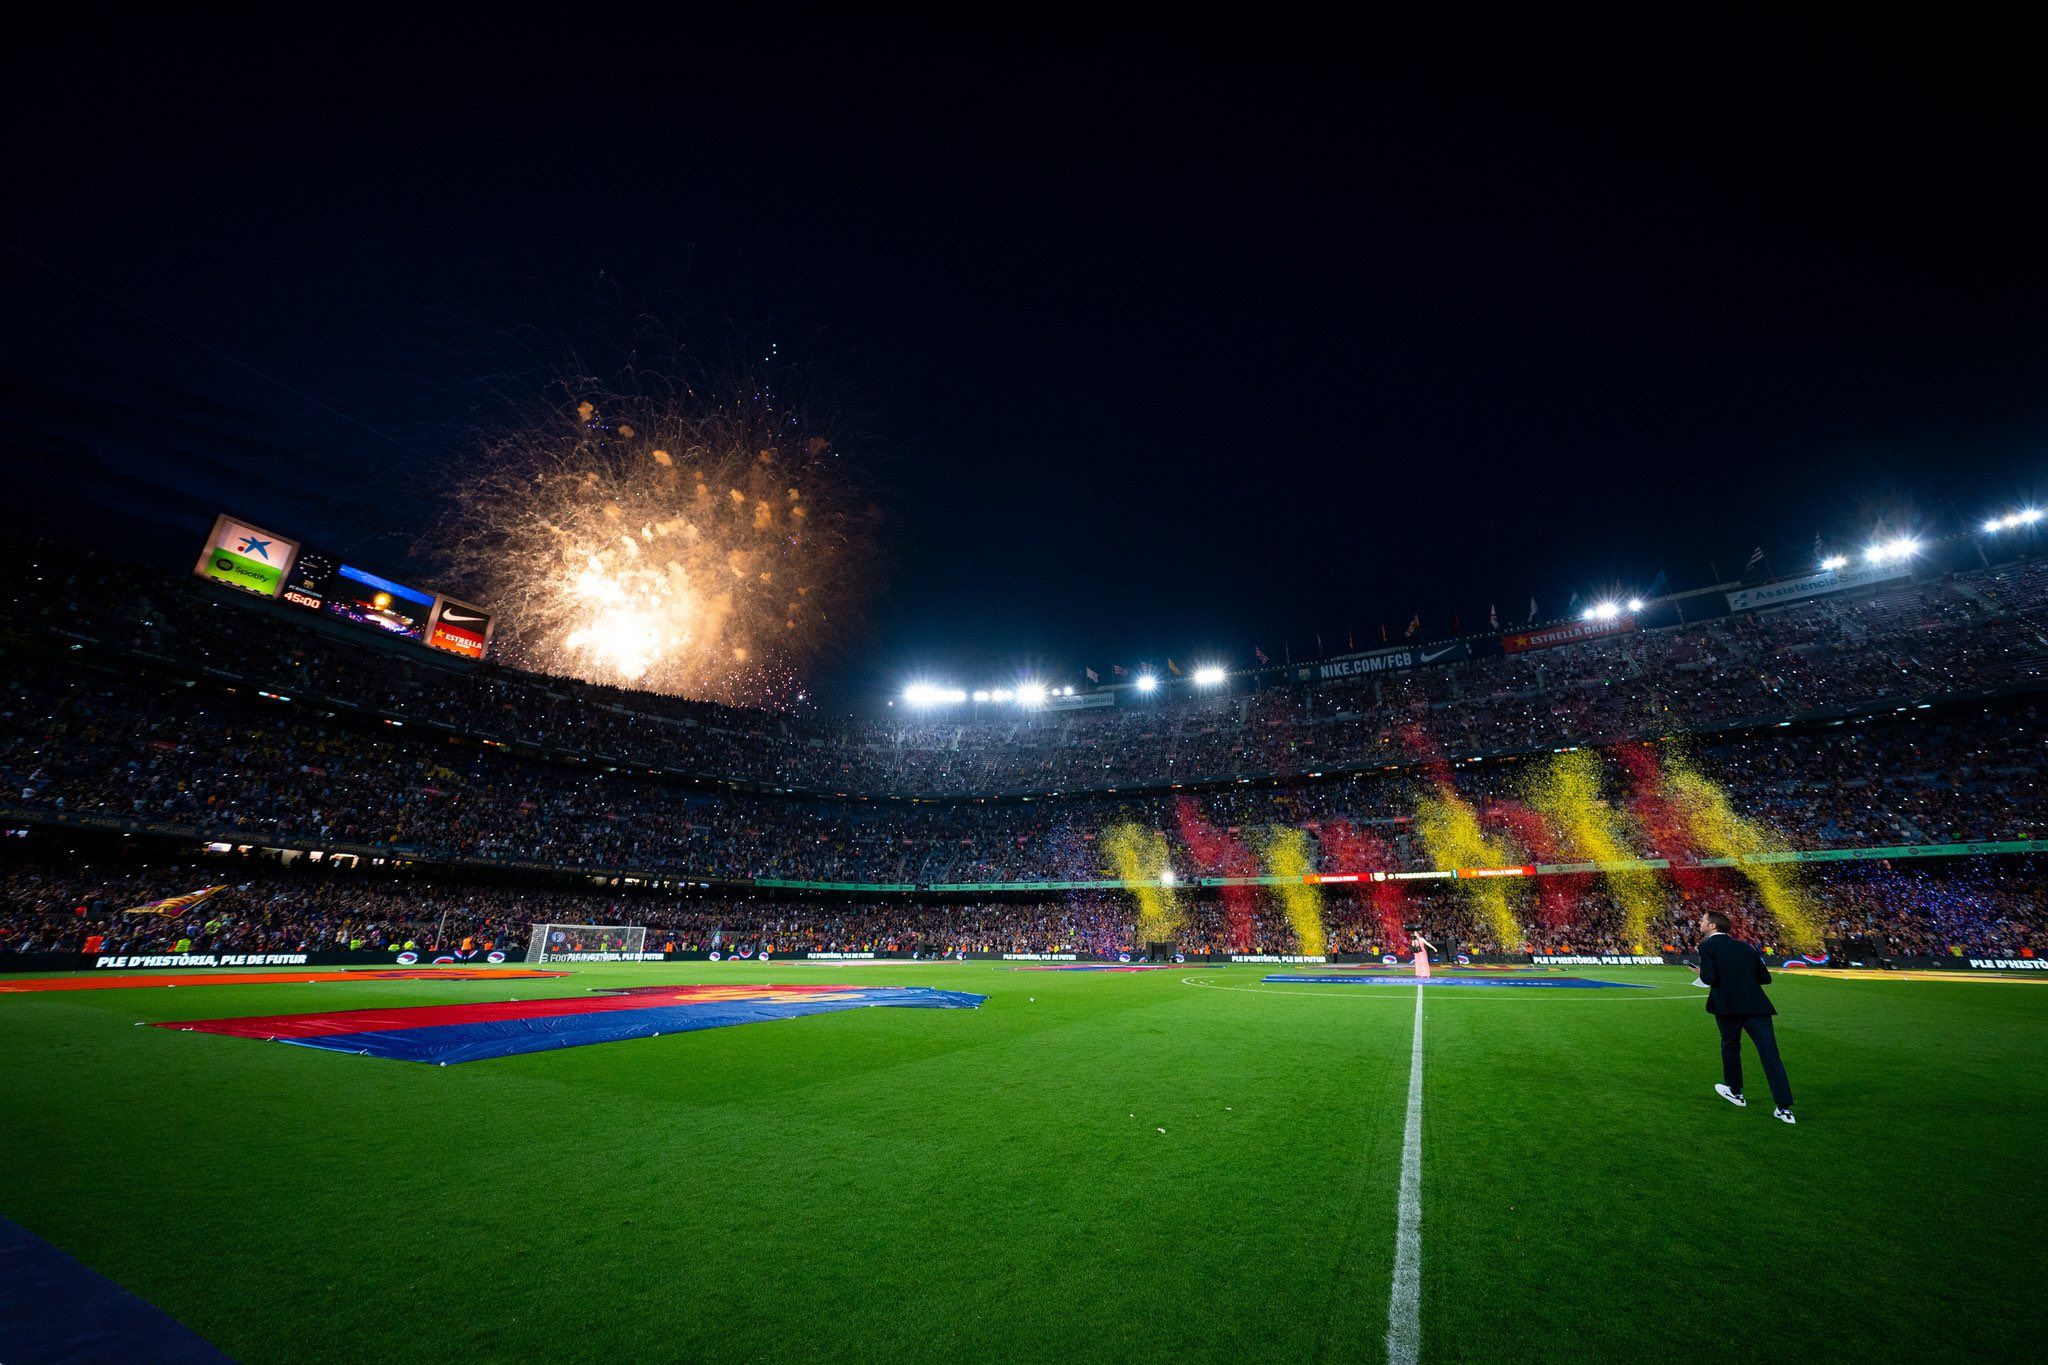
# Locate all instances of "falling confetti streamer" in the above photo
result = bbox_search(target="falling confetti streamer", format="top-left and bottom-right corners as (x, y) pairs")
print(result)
(1526, 749), (1666, 952)
(1103, 822), (1182, 947)
(1657, 752), (1824, 954)
(1254, 825), (1328, 956)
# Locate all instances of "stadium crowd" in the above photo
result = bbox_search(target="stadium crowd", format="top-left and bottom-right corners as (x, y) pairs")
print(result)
(5, 547), (2045, 798)
(2, 636), (2037, 884)
(3, 855), (2041, 960)
(2, 544), (2044, 964)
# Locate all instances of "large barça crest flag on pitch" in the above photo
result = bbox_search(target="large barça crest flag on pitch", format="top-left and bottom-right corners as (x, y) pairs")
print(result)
(155, 983), (986, 1065)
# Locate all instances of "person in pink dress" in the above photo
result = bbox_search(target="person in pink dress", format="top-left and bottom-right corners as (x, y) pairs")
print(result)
(1410, 931), (1436, 979)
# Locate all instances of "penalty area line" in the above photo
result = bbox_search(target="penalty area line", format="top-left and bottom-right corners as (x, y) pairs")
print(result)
(1386, 982), (1424, 1365)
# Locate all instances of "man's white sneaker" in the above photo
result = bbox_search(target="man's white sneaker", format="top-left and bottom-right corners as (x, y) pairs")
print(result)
(1773, 1108), (1796, 1124)
(1715, 1084), (1747, 1107)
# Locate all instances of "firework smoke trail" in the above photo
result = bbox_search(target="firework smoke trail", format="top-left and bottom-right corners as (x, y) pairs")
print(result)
(1400, 724), (1523, 950)
(1526, 749), (1666, 951)
(1175, 798), (1257, 952)
(1103, 822), (1182, 946)
(1316, 818), (1409, 944)
(439, 384), (862, 707)
(1657, 753), (1823, 953)
(1613, 742), (1742, 935)
(1254, 826), (1329, 956)
(1483, 800), (1576, 930)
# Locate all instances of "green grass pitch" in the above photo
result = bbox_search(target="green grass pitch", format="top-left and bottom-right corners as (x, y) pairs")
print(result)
(1, 962), (2042, 1362)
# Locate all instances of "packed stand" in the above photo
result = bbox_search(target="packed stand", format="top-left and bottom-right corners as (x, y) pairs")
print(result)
(4, 548), (2045, 798)
(4, 855), (2041, 961)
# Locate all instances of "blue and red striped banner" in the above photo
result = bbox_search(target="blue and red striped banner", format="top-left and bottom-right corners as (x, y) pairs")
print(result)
(156, 983), (986, 1064)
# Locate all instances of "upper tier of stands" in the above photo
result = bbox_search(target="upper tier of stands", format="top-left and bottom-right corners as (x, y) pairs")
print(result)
(5, 547), (2045, 799)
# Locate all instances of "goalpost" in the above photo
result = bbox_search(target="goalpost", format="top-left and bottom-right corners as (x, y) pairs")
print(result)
(525, 923), (649, 963)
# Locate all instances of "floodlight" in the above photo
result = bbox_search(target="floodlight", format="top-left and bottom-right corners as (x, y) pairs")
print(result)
(1135, 673), (1159, 692)
(1193, 665), (1227, 686)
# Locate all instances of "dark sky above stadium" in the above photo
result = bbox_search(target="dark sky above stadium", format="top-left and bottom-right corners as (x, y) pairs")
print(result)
(4, 18), (2044, 706)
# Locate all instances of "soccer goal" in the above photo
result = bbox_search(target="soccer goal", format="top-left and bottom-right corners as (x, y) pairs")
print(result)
(526, 923), (649, 963)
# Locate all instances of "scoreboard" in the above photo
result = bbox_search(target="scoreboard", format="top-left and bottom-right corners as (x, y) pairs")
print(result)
(195, 513), (492, 662)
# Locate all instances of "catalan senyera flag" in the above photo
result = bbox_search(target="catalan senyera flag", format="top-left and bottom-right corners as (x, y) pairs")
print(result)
(122, 885), (228, 917)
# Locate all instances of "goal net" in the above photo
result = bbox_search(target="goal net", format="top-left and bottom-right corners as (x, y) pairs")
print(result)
(526, 923), (649, 963)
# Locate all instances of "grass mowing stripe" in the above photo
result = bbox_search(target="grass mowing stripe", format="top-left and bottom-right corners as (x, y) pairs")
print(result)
(1386, 983), (1424, 1365)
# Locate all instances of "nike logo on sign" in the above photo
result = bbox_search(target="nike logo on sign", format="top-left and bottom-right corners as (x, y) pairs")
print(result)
(440, 610), (485, 625)
(1419, 646), (1458, 662)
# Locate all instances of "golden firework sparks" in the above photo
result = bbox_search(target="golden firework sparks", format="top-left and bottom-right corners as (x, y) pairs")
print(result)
(440, 385), (862, 706)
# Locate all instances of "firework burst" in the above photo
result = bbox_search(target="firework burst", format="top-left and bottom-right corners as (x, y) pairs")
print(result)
(440, 382), (863, 706)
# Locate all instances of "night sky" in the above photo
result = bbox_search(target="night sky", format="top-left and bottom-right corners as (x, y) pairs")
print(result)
(4, 20), (2044, 705)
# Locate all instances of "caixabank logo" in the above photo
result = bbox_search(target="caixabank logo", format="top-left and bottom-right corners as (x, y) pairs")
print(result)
(155, 983), (987, 1065)
(196, 518), (293, 597)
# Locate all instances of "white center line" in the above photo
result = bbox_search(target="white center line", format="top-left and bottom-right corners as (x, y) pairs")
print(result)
(1386, 982), (1425, 1365)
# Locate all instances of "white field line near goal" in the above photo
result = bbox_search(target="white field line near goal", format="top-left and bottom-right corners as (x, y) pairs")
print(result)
(1385, 983), (1425, 1365)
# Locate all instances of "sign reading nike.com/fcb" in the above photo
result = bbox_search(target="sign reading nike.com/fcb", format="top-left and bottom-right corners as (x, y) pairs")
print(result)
(155, 984), (987, 1064)
(193, 514), (299, 598)
(1312, 639), (1471, 681)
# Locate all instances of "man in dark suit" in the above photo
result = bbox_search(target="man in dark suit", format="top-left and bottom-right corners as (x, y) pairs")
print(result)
(1697, 910), (1796, 1124)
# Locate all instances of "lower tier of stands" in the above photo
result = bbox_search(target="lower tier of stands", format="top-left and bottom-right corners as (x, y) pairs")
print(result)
(4, 837), (2042, 961)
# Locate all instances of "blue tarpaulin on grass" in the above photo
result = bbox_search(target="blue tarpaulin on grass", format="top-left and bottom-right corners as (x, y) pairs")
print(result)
(0, 1217), (229, 1363)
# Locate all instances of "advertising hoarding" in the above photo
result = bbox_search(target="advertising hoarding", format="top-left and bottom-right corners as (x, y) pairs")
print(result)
(1315, 639), (1472, 681)
(1501, 617), (1637, 654)
(192, 515), (299, 598)
(1726, 561), (1911, 612)
(426, 597), (493, 659)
